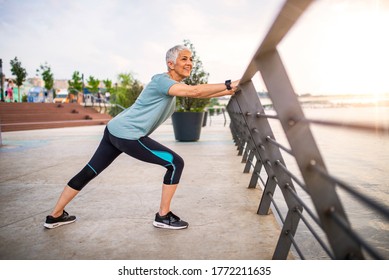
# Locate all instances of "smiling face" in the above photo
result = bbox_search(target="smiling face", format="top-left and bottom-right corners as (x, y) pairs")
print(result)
(168, 49), (193, 81)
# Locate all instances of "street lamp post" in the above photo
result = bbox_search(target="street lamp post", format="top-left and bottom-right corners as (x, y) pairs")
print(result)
(0, 59), (3, 146)
(82, 73), (84, 92)
(0, 59), (4, 102)
(81, 73), (85, 105)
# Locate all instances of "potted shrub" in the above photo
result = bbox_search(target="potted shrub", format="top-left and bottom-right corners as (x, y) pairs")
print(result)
(171, 40), (210, 141)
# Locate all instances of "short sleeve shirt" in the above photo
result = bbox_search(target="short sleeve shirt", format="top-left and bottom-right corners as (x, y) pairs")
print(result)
(107, 73), (177, 140)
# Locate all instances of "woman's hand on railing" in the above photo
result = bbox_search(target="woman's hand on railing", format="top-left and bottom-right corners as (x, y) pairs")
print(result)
(229, 79), (240, 95)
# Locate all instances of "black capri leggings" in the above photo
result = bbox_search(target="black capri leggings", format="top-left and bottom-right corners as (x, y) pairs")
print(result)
(68, 127), (184, 191)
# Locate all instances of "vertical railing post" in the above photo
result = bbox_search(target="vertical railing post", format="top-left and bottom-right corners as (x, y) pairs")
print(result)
(248, 159), (263, 189)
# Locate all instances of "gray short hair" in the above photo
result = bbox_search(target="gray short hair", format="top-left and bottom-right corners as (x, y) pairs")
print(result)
(166, 45), (190, 70)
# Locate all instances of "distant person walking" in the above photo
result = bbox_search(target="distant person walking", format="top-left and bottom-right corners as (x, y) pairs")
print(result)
(44, 90), (48, 103)
(43, 44), (239, 230)
(96, 91), (102, 105)
(105, 91), (110, 102)
(6, 84), (13, 102)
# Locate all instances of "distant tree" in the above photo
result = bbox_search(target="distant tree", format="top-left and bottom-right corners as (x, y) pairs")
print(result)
(126, 80), (143, 107)
(67, 71), (83, 102)
(117, 72), (134, 88)
(68, 71), (83, 94)
(109, 72), (143, 116)
(36, 62), (54, 98)
(103, 79), (113, 93)
(86, 76), (100, 93)
(10, 57), (28, 102)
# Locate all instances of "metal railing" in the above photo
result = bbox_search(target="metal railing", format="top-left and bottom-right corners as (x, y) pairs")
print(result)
(83, 93), (125, 116)
(83, 93), (108, 112)
(205, 106), (227, 127)
(227, 0), (389, 260)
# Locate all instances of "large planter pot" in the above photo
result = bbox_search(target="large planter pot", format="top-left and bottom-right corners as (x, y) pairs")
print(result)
(171, 111), (205, 142)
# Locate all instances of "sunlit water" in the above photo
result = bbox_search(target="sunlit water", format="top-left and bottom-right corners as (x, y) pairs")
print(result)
(265, 104), (389, 259)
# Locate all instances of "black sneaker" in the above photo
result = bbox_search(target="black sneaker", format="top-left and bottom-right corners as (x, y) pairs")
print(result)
(44, 210), (76, 229)
(153, 211), (188, 230)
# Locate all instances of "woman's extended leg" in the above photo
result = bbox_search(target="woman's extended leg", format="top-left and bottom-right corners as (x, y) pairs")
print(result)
(44, 128), (122, 228)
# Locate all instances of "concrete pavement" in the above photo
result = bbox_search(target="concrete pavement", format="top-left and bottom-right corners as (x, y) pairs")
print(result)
(0, 115), (287, 260)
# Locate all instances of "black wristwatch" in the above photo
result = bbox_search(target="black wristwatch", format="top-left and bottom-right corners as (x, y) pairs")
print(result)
(225, 80), (232, 90)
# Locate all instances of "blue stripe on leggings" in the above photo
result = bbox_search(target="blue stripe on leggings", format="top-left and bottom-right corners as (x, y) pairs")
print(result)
(138, 140), (176, 184)
(87, 163), (98, 175)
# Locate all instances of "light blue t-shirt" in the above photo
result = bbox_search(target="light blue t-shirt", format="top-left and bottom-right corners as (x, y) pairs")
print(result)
(107, 73), (177, 140)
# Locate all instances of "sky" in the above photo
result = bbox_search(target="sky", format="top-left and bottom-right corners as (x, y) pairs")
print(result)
(1, 0), (389, 96)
